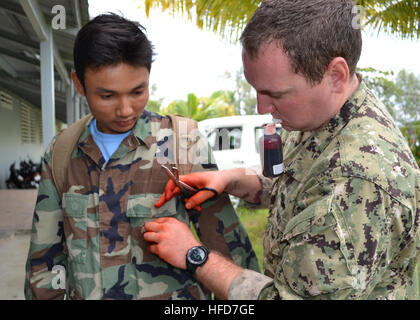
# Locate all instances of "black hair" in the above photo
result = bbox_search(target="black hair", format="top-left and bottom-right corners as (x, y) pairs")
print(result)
(73, 13), (155, 88)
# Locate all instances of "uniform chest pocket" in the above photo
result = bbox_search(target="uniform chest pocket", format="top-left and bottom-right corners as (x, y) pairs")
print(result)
(62, 193), (89, 264)
(281, 196), (336, 242)
(126, 194), (185, 228)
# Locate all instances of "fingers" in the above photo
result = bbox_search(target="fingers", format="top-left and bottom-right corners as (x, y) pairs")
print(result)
(143, 217), (201, 270)
(164, 180), (180, 200)
(176, 174), (200, 187)
(144, 217), (172, 232)
(143, 231), (159, 243)
(154, 192), (167, 208)
(155, 171), (220, 210)
(185, 189), (217, 210)
(154, 180), (181, 208)
(144, 218), (171, 244)
(147, 243), (158, 255)
(192, 205), (202, 212)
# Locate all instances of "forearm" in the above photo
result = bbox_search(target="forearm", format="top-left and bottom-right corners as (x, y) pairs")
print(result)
(223, 168), (263, 203)
(144, 217), (271, 299)
(195, 251), (244, 299)
(195, 251), (272, 300)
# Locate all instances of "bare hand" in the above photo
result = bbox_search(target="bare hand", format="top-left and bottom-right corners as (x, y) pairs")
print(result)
(143, 217), (201, 269)
(154, 171), (228, 211)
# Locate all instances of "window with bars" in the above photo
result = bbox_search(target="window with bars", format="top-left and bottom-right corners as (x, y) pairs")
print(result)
(20, 102), (42, 144)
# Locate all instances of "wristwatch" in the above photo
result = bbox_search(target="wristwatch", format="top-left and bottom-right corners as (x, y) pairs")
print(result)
(186, 246), (210, 274)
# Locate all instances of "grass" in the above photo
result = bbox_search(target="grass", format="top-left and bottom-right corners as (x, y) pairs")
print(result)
(418, 257), (420, 297)
(236, 206), (269, 271)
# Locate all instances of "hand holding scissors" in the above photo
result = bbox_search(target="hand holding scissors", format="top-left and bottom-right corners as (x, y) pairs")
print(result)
(157, 165), (220, 211)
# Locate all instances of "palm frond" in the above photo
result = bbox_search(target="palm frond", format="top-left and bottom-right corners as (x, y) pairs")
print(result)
(356, 0), (420, 39)
(141, 0), (420, 41)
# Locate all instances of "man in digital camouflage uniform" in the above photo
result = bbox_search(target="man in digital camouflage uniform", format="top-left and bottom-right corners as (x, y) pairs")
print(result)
(147, 0), (420, 299)
(24, 13), (259, 300)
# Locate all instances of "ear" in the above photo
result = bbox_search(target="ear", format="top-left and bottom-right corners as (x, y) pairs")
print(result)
(326, 57), (350, 94)
(71, 71), (86, 96)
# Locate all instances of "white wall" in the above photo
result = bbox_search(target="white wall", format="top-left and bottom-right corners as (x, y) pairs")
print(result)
(0, 89), (44, 189)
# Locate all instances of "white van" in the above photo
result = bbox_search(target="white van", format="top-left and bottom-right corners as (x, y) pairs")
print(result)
(198, 115), (281, 172)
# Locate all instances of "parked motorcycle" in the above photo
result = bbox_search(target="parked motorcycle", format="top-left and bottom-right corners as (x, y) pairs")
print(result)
(5, 159), (41, 189)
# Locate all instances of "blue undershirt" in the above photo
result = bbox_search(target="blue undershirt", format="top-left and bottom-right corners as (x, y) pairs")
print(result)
(89, 118), (132, 163)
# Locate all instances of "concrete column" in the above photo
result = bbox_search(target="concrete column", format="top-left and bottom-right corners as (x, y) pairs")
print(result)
(40, 27), (55, 151)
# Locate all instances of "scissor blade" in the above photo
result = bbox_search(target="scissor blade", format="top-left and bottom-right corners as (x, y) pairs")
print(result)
(161, 165), (178, 183)
(161, 165), (198, 194)
(172, 166), (179, 179)
(177, 180), (199, 194)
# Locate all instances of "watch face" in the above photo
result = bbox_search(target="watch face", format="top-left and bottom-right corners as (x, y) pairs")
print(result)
(188, 247), (206, 265)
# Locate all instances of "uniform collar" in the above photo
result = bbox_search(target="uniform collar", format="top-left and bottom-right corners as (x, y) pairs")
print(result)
(77, 110), (154, 147)
(131, 110), (154, 149)
(76, 110), (155, 168)
(283, 80), (368, 182)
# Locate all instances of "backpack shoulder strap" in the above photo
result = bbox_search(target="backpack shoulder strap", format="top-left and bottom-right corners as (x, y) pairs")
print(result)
(168, 114), (198, 175)
(51, 113), (93, 199)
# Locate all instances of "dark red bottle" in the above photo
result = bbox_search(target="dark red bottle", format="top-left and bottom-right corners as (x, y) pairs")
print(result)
(259, 123), (283, 177)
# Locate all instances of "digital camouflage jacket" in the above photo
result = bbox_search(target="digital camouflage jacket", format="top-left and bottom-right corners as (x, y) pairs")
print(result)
(230, 81), (420, 300)
(24, 111), (260, 300)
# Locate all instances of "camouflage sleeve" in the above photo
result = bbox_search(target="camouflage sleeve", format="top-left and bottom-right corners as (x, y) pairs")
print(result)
(24, 137), (67, 300)
(243, 166), (274, 210)
(258, 176), (415, 300)
(228, 270), (273, 300)
(185, 131), (261, 273)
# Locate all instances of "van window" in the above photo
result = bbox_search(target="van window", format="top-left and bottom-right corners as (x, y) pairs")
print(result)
(255, 126), (282, 153)
(208, 127), (242, 151)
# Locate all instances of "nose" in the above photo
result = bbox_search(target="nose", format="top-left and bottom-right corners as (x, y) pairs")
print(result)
(116, 96), (133, 118)
(257, 93), (275, 115)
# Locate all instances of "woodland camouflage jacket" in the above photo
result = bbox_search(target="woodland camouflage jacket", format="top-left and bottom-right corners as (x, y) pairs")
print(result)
(24, 111), (260, 300)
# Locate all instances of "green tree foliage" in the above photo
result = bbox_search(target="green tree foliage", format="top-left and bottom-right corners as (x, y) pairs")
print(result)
(160, 90), (236, 121)
(359, 68), (420, 126)
(146, 99), (163, 113)
(400, 121), (420, 167)
(146, 83), (164, 113)
(141, 0), (420, 40)
(142, 0), (257, 40)
(359, 67), (420, 165)
(225, 67), (257, 115)
(394, 70), (420, 124)
(358, 67), (399, 119)
(357, 0), (420, 40)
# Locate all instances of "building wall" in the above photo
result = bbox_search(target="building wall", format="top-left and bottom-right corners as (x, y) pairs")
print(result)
(0, 87), (65, 189)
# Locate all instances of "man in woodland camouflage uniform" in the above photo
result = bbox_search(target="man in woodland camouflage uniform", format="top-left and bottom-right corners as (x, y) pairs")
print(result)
(24, 13), (259, 300)
(148, 0), (420, 299)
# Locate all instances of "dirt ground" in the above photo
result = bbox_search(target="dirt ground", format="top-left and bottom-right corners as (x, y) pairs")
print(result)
(0, 190), (37, 300)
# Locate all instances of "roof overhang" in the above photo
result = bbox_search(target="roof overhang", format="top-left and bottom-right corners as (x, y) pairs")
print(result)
(0, 0), (90, 122)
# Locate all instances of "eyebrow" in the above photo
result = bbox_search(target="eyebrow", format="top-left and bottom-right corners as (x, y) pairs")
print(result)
(95, 82), (148, 93)
(258, 88), (292, 96)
